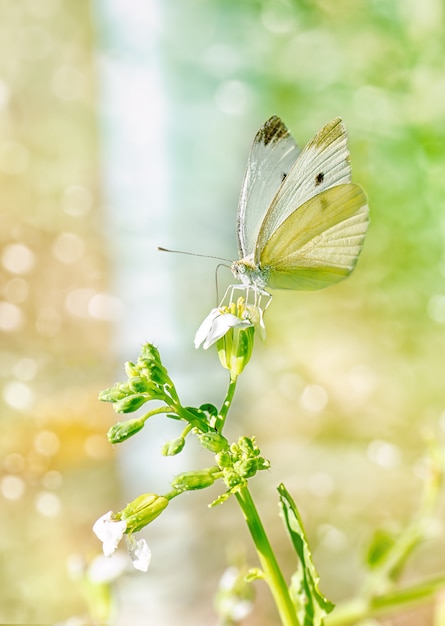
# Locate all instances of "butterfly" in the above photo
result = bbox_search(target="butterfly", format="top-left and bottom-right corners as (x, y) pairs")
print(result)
(231, 116), (369, 292)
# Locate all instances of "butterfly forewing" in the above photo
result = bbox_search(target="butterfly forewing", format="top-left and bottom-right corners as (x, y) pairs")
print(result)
(255, 118), (352, 259)
(237, 116), (300, 258)
(260, 183), (368, 290)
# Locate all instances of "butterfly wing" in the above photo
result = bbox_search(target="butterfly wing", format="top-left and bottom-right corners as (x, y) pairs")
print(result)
(237, 116), (301, 258)
(260, 183), (368, 290)
(255, 118), (352, 258)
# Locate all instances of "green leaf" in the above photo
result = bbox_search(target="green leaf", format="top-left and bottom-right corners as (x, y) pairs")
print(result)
(278, 483), (335, 626)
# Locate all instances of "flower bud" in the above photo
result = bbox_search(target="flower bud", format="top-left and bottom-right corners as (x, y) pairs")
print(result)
(161, 437), (185, 456)
(198, 432), (229, 453)
(121, 493), (169, 533)
(125, 361), (139, 378)
(171, 467), (220, 492)
(216, 450), (232, 468)
(98, 384), (127, 403)
(234, 458), (258, 479)
(141, 343), (161, 362)
(107, 417), (145, 444)
(113, 393), (148, 414)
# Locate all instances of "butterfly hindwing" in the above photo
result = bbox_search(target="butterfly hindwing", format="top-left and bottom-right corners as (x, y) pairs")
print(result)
(237, 116), (300, 258)
(260, 183), (368, 290)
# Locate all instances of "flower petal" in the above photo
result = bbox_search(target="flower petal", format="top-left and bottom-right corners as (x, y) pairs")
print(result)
(127, 536), (151, 572)
(93, 511), (127, 557)
(194, 308), (220, 349)
(203, 314), (250, 349)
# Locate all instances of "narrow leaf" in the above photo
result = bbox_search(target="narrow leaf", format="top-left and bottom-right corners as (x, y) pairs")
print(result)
(278, 483), (335, 626)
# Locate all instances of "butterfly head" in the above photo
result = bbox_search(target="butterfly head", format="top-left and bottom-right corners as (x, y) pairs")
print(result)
(231, 256), (269, 291)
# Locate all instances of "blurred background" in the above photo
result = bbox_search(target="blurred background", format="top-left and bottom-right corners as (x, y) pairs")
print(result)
(1, 0), (445, 624)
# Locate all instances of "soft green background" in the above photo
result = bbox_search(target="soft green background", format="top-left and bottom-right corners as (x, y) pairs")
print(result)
(1, 0), (445, 624)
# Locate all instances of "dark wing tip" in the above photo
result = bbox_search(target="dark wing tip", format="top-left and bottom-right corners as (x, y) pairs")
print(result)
(256, 116), (290, 146)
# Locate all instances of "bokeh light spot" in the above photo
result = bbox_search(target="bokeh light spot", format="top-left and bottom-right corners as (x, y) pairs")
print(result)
(35, 491), (61, 517)
(42, 470), (63, 490)
(300, 384), (328, 413)
(2, 243), (35, 274)
(0, 301), (24, 332)
(88, 293), (124, 321)
(65, 288), (96, 318)
(52, 232), (85, 264)
(4, 277), (29, 303)
(3, 453), (26, 473)
(1, 475), (25, 501)
(428, 294), (445, 323)
(12, 357), (38, 382)
(34, 430), (60, 457)
(367, 440), (401, 468)
(215, 80), (250, 116)
(3, 381), (34, 410)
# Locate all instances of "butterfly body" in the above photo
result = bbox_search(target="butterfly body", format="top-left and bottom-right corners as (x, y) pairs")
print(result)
(232, 116), (369, 292)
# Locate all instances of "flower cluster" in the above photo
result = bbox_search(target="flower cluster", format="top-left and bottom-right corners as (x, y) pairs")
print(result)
(99, 344), (175, 415)
(212, 436), (270, 505)
(99, 343), (213, 444)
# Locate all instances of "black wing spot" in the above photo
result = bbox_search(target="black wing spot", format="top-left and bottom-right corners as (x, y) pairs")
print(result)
(281, 172), (287, 182)
(315, 172), (324, 185)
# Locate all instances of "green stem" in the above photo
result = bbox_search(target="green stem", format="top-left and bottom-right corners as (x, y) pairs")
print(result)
(217, 375), (238, 432)
(235, 486), (300, 626)
(326, 573), (445, 626)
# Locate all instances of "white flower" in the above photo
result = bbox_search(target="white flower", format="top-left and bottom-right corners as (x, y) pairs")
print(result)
(195, 286), (271, 350)
(194, 308), (253, 350)
(93, 511), (152, 573)
(127, 535), (151, 572)
(93, 511), (127, 557)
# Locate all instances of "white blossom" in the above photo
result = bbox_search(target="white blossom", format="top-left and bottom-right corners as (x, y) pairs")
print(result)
(93, 511), (126, 557)
(127, 535), (151, 572)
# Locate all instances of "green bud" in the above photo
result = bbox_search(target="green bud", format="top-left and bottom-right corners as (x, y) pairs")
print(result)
(171, 467), (219, 492)
(217, 325), (254, 379)
(198, 432), (229, 453)
(125, 361), (139, 378)
(216, 450), (232, 468)
(121, 493), (169, 533)
(161, 437), (185, 456)
(238, 436), (257, 456)
(140, 343), (161, 362)
(235, 458), (258, 478)
(98, 384), (127, 403)
(113, 393), (148, 413)
(224, 471), (244, 489)
(107, 417), (145, 444)
(128, 376), (153, 394)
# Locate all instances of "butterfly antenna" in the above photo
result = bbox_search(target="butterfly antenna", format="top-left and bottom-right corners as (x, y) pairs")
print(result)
(158, 246), (231, 263)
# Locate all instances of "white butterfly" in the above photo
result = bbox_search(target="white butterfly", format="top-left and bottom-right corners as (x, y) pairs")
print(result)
(231, 116), (369, 291)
